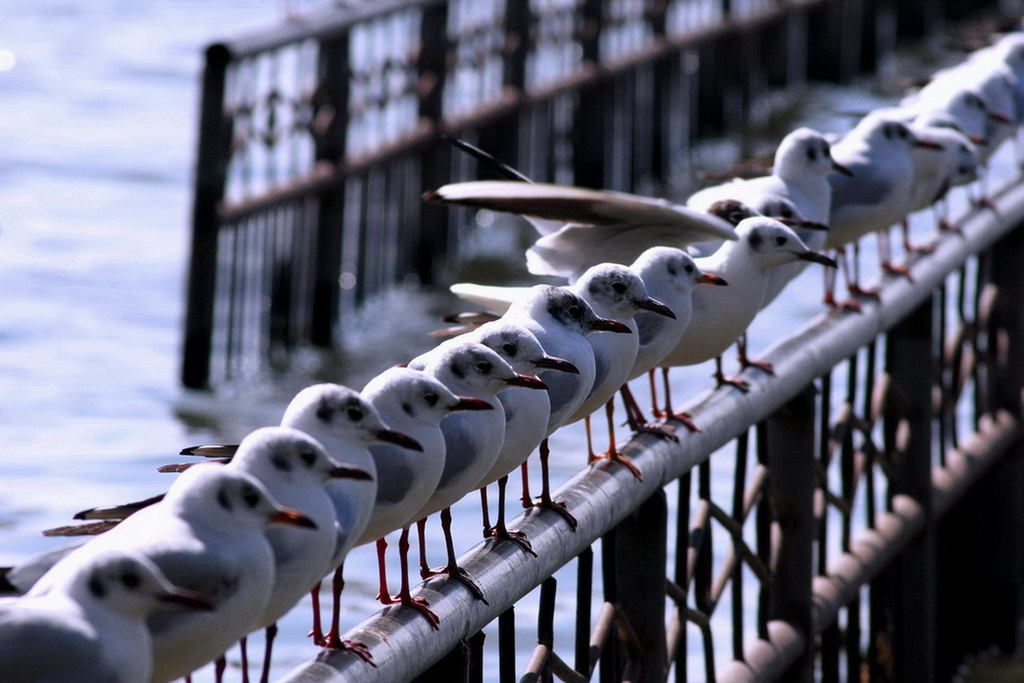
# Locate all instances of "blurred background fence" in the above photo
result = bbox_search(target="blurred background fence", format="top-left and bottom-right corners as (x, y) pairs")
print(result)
(175, 1), (1024, 680)
(181, 0), (980, 391)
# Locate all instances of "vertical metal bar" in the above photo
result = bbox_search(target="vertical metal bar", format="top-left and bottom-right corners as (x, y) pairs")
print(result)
(575, 547), (594, 675)
(573, 0), (605, 189)
(764, 383), (818, 683)
(309, 34), (349, 347)
(895, 0), (943, 40)
(503, 0), (529, 92)
(821, 373), (841, 683)
(805, 0), (842, 83)
(648, 0), (668, 184)
(614, 489), (669, 682)
(674, 472), (692, 683)
(817, 366), (832, 598)
(600, 529), (619, 683)
(182, 44), (233, 389)
(467, 630), (485, 683)
(540, 577), (557, 683)
(499, 606), (516, 683)
(755, 423), (771, 643)
(886, 293), (936, 682)
(413, 640), (469, 683)
(417, 2), (451, 286)
(976, 228), (1024, 655)
(731, 433), (748, 661)
(695, 461), (713, 616)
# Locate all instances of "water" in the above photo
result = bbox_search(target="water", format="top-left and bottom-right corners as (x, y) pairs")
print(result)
(0, 1), (1010, 680)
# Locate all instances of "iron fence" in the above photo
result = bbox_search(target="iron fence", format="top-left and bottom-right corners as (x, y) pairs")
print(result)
(177, 1), (1024, 680)
(272, 159), (1024, 682)
(182, 0), (965, 390)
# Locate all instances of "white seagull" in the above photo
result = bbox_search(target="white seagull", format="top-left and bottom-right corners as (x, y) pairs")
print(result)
(27, 463), (316, 683)
(658, 217), (836, 402)
(409, 340), (547, 601)
(0, 549), (211, 683)
(825, 113), (943, 305)
(356, 365), (493, 628)
(226, 426), (373, 678)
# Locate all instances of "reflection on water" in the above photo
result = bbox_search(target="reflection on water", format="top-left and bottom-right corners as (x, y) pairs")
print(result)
(0, 1), (1003, 679)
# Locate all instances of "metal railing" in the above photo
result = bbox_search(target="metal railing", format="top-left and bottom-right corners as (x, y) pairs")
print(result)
(181, 0), (966, 389)
(177, 1), (1024, 680)
(273, 161), (1024, 682)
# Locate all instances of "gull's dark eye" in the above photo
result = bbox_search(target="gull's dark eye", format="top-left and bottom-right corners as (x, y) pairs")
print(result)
(501, 342), (517, 357)
(806, 147), (817, 162)
(775, 236), (787, 246)
(121, 572), (141, 590)
(476, 360), (492, 374)
(270, 454), (292, 472)
(823, 143), (831, 157)
(568, 305), (582, 318)
(684, 264), (695, 274)
(424, 392), (439, 407)
(88, 576), (106, 599)
(781, 206), (794, 218)
(217, 486), (232, 511)
(346, 406), (363, 422)
(300, 450), (317, 467)
(241, 484), (261, 509)
(612, 282), (627, 294)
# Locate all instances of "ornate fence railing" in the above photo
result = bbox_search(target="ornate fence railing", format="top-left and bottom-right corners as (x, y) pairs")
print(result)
(177, 1), (1024, 680)
(182, 0), (963, 390)
(272, 158), (1024, 682)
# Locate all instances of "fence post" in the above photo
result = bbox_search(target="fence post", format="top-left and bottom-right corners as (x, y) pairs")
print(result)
(613, 488), (669, 682)
(475, 0), (529, 180)
(417, 2), (451, 286)
(181, 44), (232, 390)
(763, 383), (818, 682)
(973, 229), (1024, 655)
(310, 34), (350, 348)
(573, 0), (606, 189)
(885, 294), (936, 681)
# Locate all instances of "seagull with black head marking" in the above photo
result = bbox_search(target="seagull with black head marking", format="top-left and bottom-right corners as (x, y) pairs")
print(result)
(225, 426), (373, 679)
(617, 246), (727, 435)
(657, 216), (836, 403)
(355, 366), (493, 629)
(25, 463), (316, 683)
(408, 340), (547, 602)
(0, 549), (211, 683)
(410, 320), (579, 552)
(825, 113), (943, 306)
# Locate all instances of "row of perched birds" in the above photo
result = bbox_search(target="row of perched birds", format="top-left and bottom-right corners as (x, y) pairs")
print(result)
(3, 29), (1024, 683)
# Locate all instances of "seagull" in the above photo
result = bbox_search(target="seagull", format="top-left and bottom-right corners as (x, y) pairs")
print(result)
(226, 426), (373, 679)
(409, 340), (547, 601)
(494, 285), (632, 527)
(424, 179), (738, 282)
(411, 321), (578, 552)
(355, 366), (493, 628)
(825, 113), (943, 304)
(658, 217), (837, 398)
(686, 127), (851, 228)
(618, 246), (728, 434)
(560, 262), (675, 479)
(0, 550), (211, 683)
(686, 128), (848, 315)
(902, 120), (979, 243)
(901, 81), (1009, 205)
(26, 463), (316, 683)
(179, 383), (424, 650)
